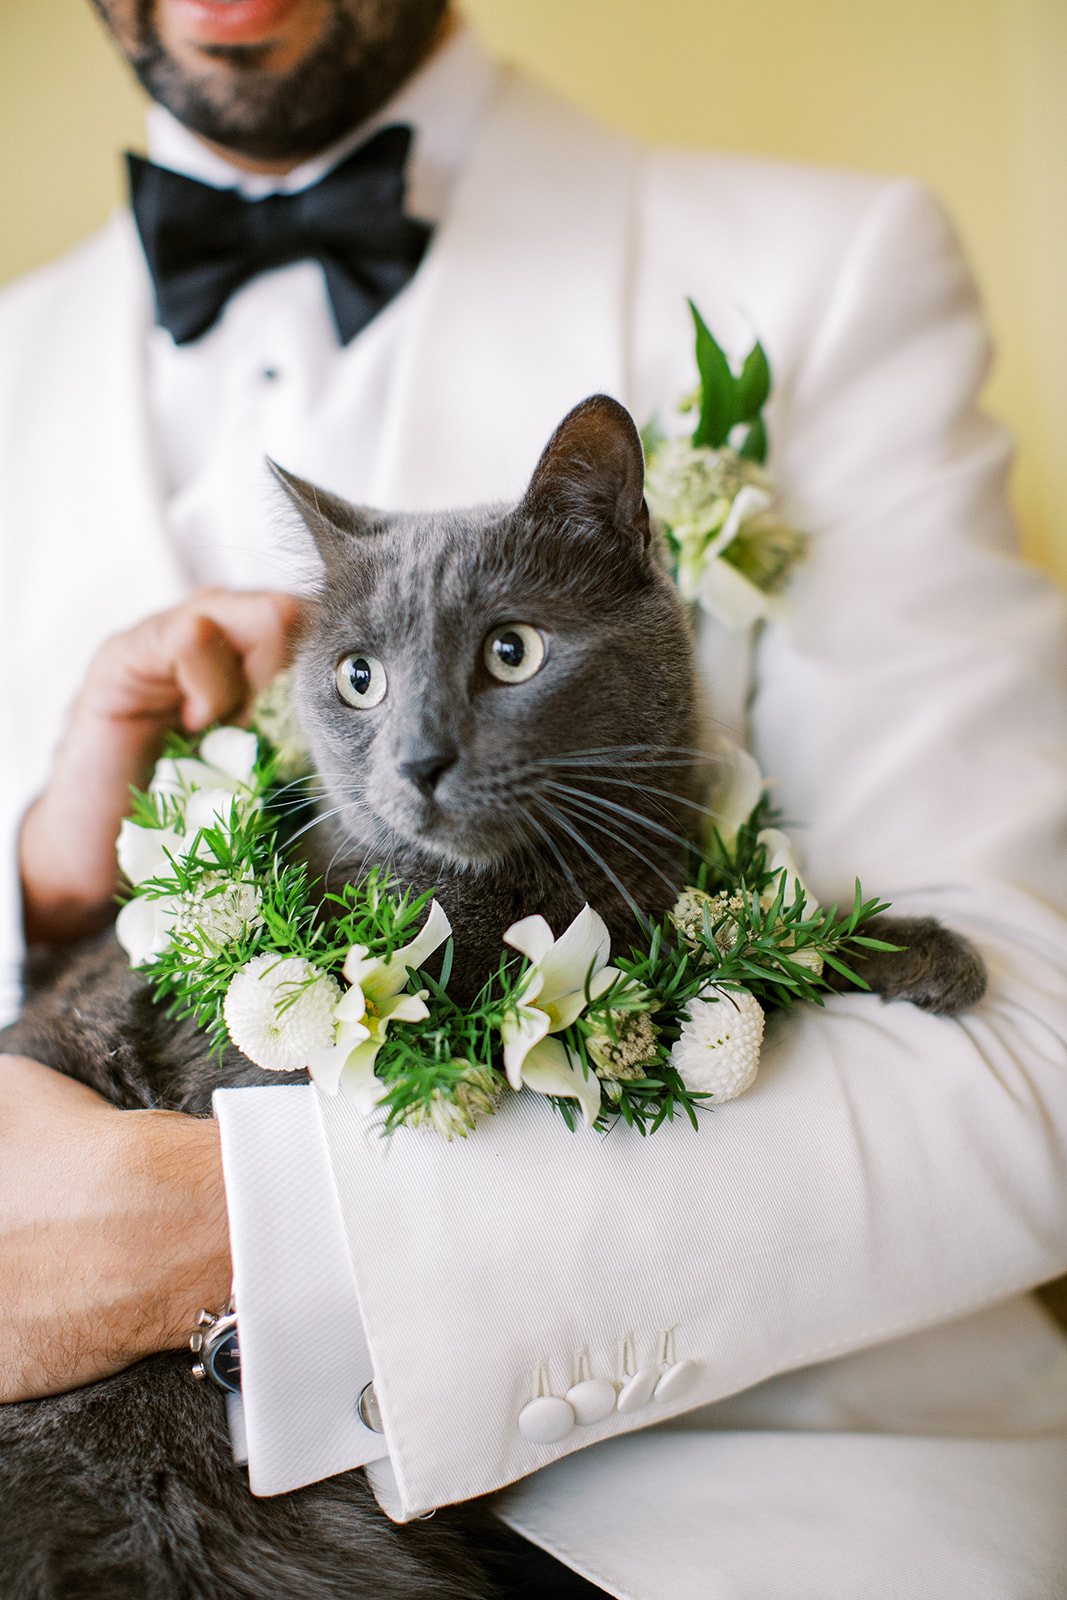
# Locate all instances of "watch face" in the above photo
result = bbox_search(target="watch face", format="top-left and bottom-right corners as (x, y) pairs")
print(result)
(207, 1328), (242, 1393)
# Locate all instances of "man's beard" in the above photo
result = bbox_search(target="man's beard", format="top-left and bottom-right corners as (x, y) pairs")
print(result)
(115, 0), (447, 163)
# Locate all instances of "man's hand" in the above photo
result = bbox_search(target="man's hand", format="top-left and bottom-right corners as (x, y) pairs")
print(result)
(20, 589), (302, 944)
(0, 1054), (231, 1402)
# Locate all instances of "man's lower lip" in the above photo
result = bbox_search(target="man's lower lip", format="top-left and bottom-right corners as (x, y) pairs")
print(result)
(164, 0), (306, 46)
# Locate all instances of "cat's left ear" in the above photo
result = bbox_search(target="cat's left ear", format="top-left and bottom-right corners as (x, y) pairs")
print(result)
(521, 395), (652, 555)
(268, 460), (376, 567)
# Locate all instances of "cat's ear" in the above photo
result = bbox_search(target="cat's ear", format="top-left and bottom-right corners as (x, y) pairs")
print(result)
(521, 395), (651, 554)
(268, 460), (374, 566)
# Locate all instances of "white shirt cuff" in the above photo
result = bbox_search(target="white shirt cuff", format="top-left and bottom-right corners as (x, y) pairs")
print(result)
(214, 1083), (388, 1495)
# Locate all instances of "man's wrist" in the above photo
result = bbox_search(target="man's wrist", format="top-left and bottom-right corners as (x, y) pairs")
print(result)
(118, 1108), (233, 1360)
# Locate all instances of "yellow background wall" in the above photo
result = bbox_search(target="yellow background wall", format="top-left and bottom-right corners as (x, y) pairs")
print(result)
(1, 0), (1064, 587)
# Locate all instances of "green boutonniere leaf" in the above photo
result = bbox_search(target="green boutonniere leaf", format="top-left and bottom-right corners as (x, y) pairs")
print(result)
(735, 341), (770, 421)
(688, 298), (735, 449)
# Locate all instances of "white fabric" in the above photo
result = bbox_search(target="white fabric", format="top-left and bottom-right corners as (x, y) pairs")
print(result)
(495, 1432), (1067, 1600)
(214, 1084), (385, 1493)
(143, 29), (496, 590)
(2, 28), (1067, 1595)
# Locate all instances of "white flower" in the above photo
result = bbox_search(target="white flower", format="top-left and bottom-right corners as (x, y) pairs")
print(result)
(307, 900), (452, 1106)
(116, 819), (186, 887)
(176, 874), (263, 949)
(224, 954), (343, 1073)
(252, 669), (312, 780)
(756, 827), (823, 975)
(500, 904), (620, 1127)
(708, 738), (764, 849)
(695, 547), (780, 630)
(670, 985), (765, 1100)
(149, 726), (259, 836)
(669, 886), (745, 956)
(586, 1007), (658, 1081)
(399, 1062), (501, 1140)
(115, 892), (181, 967)
(757, 827), (817, 914)
(645, 436), (799, 629)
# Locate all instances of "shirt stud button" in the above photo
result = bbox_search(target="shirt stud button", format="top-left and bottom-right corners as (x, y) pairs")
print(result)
(653, 1358), (701, 1403)
(566, 1377), (617, 1426)
(518, 1395), (575, 1445)
(617, 1365), (660, 1414)
(357, 1381), (384, 1432)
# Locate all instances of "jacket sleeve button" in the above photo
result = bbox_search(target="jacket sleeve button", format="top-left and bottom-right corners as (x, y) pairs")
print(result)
(566, 1376), (617, 1425)
(653, 1358), (701, 1403)
(617, 1365), (660, 1414)
(518, 1395), (575, 1444)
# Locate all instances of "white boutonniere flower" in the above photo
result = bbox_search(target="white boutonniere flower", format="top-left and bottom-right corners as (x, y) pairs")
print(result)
(644, 302), (806, 630)
(500, 904), (620, 1127)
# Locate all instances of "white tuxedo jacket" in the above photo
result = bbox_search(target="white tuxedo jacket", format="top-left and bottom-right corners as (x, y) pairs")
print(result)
(2, 69), (1067, 1597)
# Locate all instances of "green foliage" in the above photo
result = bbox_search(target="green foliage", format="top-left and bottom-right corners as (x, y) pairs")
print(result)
(687, 299), (770, 464)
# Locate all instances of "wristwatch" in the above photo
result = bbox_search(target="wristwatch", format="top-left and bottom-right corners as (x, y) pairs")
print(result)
(189, 1304), (241, 1393)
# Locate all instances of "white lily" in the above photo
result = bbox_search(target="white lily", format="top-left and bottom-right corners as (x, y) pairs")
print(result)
(150, 726), (258, 802)
(500, 904), (618, 1126)
(518, 1035), (602, 1129)
(708, 738), (764, 849)
(696, 551), (780, 630)
(757, 826), (817, 914)
(116, 819), (186, 887)
(307, 900), (452, 1107)
(115, 891), (181, 967)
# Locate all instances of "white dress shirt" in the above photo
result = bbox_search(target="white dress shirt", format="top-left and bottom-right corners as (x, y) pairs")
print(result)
(143, 27), (497, 592)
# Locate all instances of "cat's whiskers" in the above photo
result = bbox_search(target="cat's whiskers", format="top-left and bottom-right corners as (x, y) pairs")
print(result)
(519, 800), (600, 913)
(542, 788), (684, 901)
(542, 779), (695, 859)
(548, 769), (726, 825)
(532, 795), (649, 933)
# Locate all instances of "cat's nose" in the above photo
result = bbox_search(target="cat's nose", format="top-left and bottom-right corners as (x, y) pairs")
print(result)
(400, 746), (457, 797)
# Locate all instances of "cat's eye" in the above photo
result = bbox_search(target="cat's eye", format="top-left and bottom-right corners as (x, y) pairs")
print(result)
(335, 653), (387, 708)
(483, 624), (546, 684)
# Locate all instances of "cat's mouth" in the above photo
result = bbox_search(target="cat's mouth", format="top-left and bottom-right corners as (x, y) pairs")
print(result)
(367, 777), (527, 869)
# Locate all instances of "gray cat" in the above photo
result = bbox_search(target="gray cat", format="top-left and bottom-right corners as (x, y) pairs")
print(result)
(0, 395), (985, 1600)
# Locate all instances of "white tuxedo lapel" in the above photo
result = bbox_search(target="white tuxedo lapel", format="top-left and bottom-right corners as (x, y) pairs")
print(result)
(373, 74), (636, 510)
(4, 213), (186, 781)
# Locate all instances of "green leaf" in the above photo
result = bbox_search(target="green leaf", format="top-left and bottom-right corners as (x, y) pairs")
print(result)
(735, 342), (770, 419)
(688, 299), (735, 449)
(738, 415), (768, 464)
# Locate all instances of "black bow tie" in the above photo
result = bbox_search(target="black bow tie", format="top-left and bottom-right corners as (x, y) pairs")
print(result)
(127, 125), (432, 346)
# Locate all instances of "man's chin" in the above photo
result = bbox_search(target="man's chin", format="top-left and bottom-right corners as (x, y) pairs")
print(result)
(98, 0), (450, 168)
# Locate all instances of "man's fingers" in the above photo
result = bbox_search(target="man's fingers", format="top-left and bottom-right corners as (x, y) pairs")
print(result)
(170, 614), (250, 731)
(188, 589), (304, 695)
(82, 590), (303, 728)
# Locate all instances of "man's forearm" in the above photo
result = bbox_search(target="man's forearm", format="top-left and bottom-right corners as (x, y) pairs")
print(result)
(0, 1054), (231, 1402)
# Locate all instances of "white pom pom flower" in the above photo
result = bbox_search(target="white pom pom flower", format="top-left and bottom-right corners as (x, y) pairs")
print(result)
(223, 954), (344, 1074)
(670, 984), (765, 1101)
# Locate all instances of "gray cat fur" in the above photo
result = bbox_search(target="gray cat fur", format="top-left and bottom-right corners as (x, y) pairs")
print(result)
(0, 395), (984, 1600)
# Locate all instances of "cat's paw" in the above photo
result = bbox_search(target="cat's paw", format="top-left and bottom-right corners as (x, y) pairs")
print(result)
(849, 915), (987, 1017)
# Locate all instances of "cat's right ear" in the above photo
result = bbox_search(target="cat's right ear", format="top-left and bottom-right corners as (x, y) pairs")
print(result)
(268, 461), (373, 568)
(521, 394), (652, 557)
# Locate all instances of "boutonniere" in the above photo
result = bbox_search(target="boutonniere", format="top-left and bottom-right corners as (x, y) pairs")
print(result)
(643, 301), (806, 628)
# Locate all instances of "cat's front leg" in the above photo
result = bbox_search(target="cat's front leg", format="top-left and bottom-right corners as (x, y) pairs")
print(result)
(841, 915), (987, 1016)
